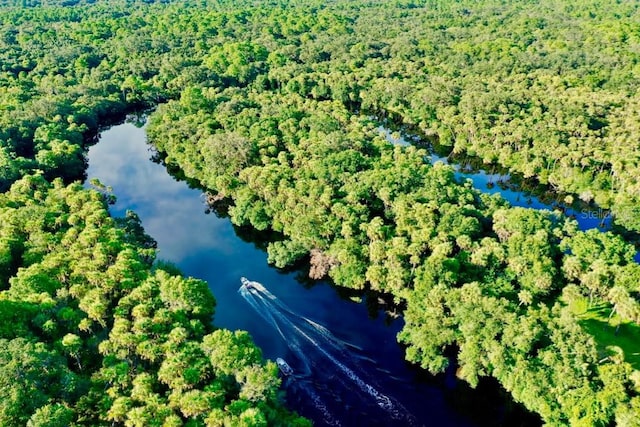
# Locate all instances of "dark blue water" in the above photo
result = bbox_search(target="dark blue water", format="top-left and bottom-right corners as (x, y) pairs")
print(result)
(380, 127), (612, 231)
(382, 128), (640, 265)
(86, 122), (486, 426)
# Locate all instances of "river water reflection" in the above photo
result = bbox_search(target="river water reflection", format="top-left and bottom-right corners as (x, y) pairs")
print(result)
(86, 120), (541, 426)
(382, 128), (640, 264)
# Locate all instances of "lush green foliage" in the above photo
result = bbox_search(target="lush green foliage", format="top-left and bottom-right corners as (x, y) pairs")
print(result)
(149, 84), (640, 426)
(2, 0), (640, 425)
(0, 176), (307, 426)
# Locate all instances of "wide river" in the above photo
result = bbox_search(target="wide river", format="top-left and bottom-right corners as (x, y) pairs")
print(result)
(85, 118), (610, 426)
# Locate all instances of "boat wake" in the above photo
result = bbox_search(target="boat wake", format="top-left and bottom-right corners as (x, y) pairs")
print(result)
(239, 277), (417, 426)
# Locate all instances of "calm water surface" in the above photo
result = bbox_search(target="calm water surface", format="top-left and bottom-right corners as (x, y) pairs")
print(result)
(87, 121), (548, 426)
(385, 129), (640, 263)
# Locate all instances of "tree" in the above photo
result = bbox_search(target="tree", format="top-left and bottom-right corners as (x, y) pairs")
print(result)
(60, 333), (83, 371)
(0, 338), (80, 427)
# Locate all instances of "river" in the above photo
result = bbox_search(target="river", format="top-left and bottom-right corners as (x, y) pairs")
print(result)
(86, 117), (550, 426)
(381, 126), (619, 233)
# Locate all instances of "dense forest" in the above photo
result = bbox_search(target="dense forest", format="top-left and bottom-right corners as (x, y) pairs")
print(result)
(1, 0), (640, 425)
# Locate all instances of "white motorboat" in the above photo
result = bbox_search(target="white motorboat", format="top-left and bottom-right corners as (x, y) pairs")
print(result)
(276, 357), (294, 376)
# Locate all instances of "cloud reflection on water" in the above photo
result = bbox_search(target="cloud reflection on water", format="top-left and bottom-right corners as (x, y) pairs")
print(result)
(85, 123), (240, 264)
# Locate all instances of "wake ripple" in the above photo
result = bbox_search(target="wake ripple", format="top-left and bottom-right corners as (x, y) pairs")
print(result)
(239, 278), (416, 426)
